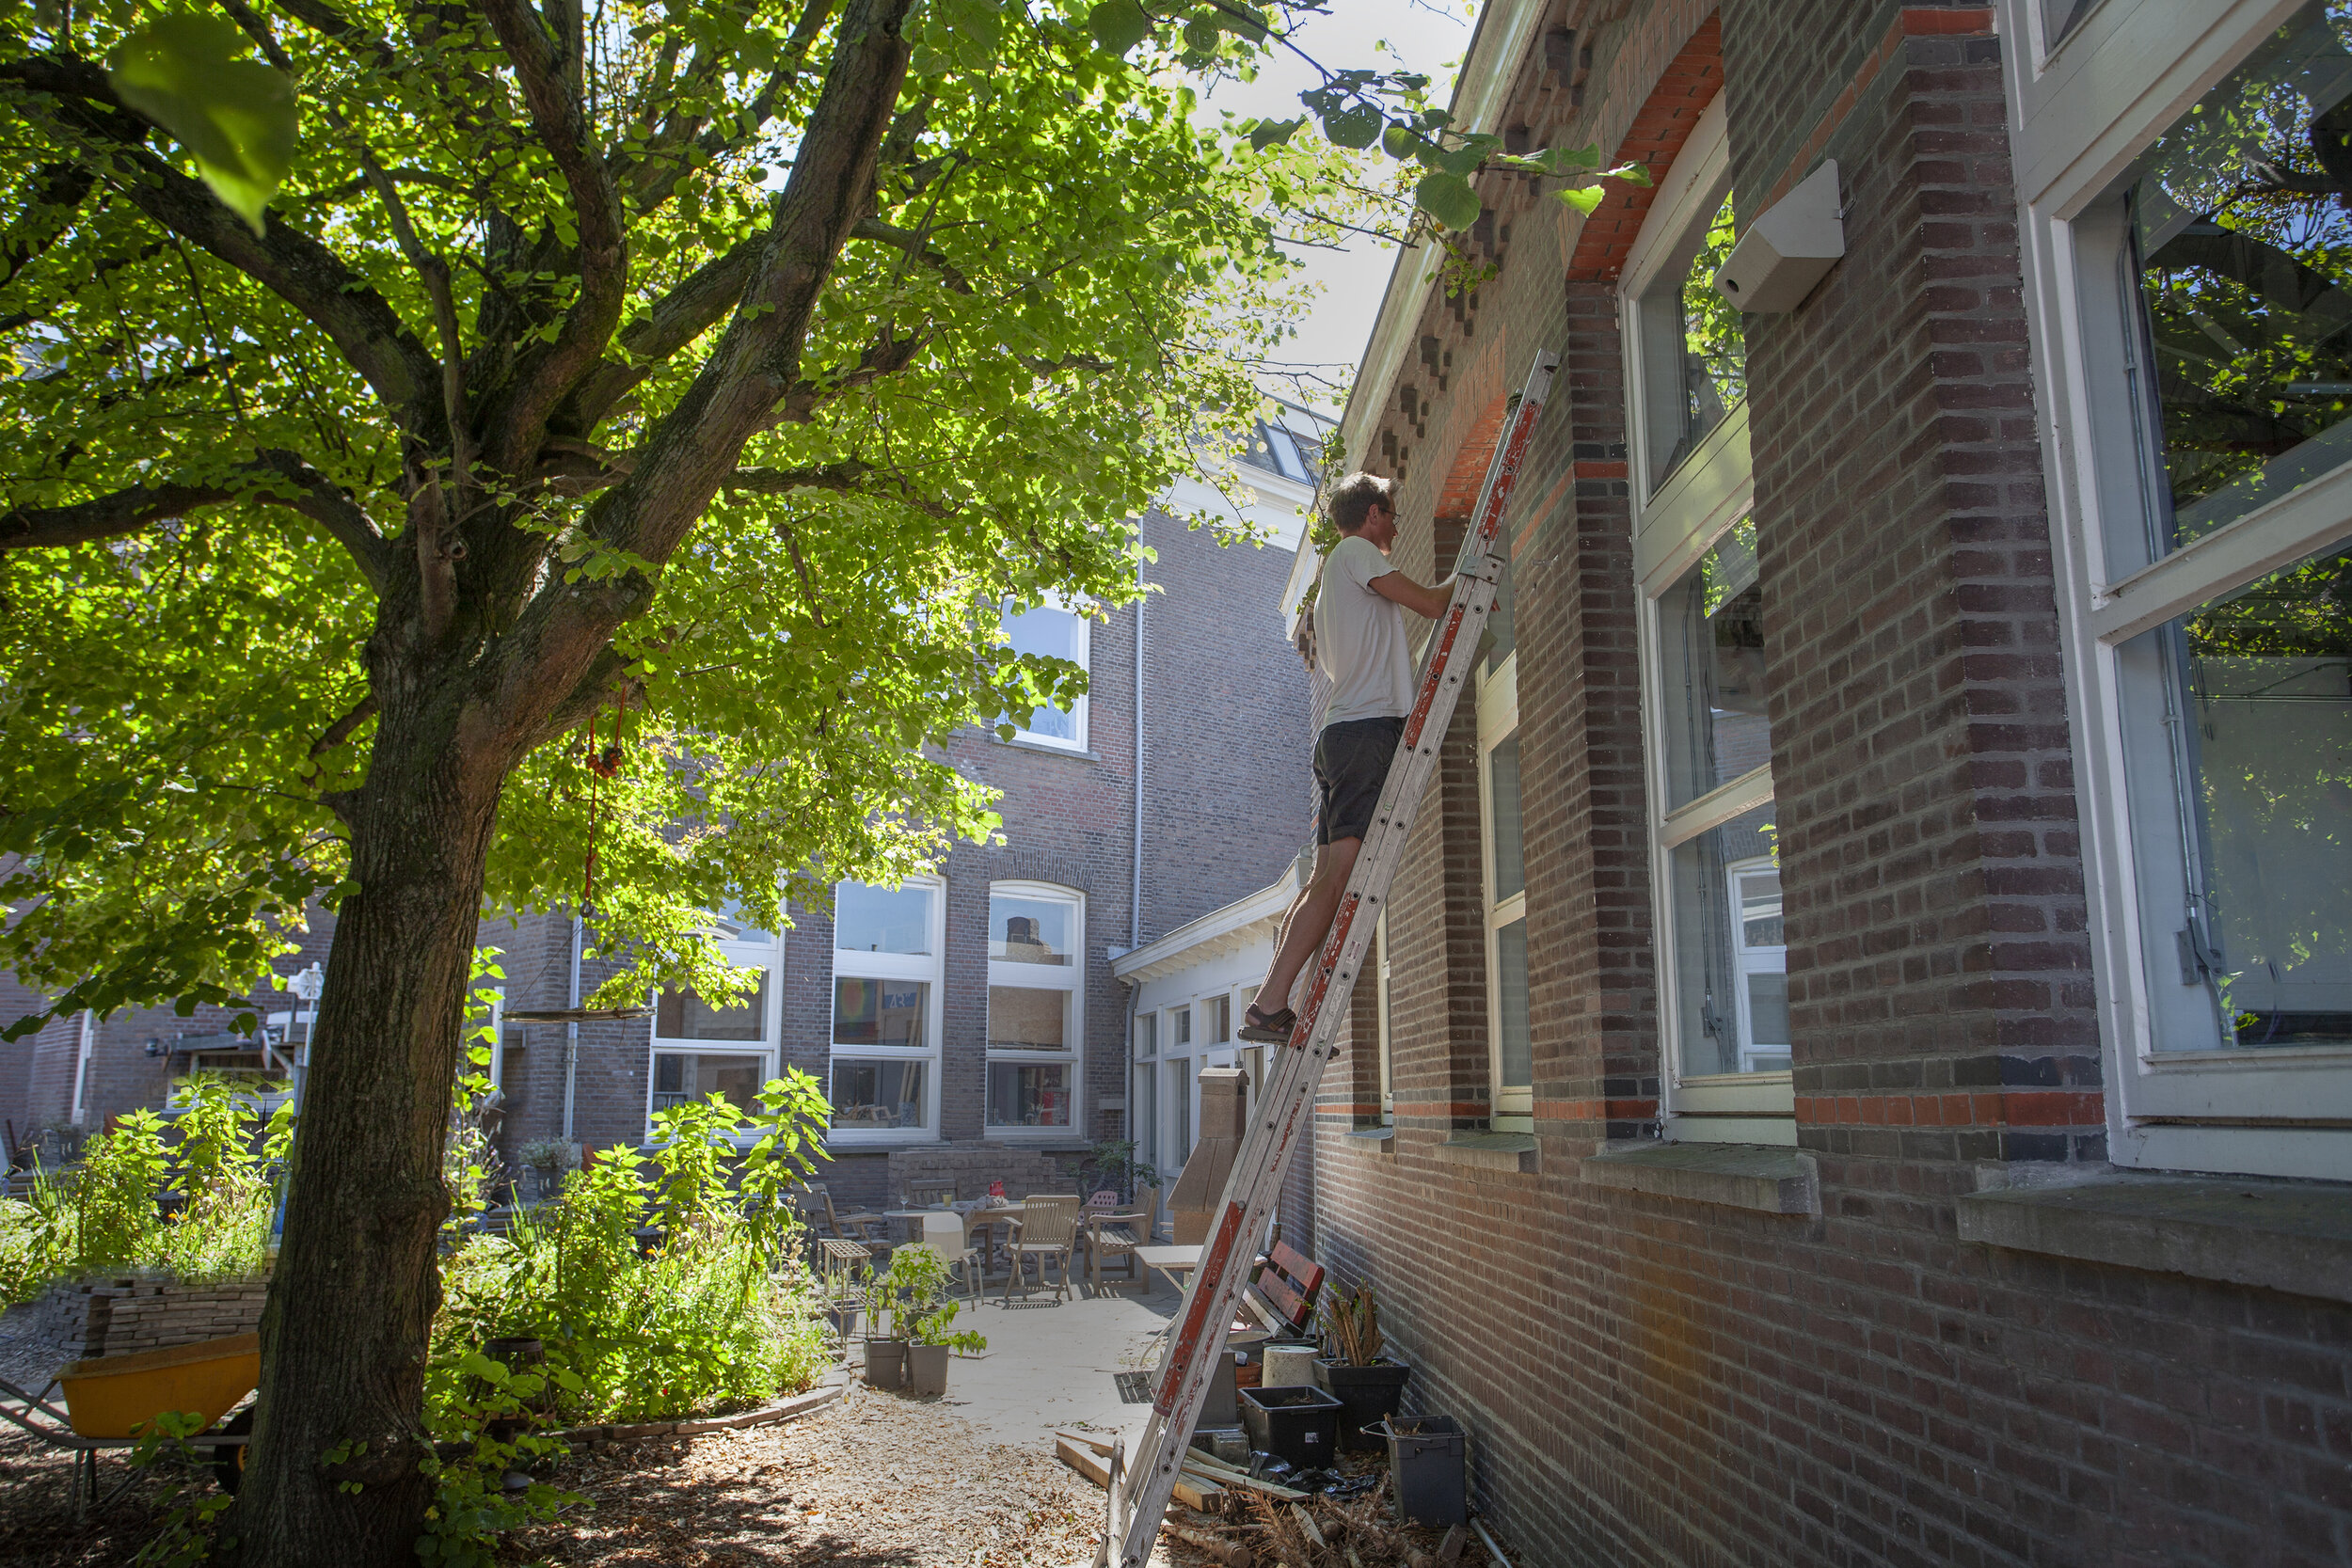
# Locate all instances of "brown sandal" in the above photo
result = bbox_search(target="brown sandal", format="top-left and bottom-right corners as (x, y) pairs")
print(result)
(1237, 1005), (1296, 1044)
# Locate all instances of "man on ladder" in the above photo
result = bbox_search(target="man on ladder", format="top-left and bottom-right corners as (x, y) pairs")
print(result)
(1241, 472), (1456, 1048)
(1097, 354), (1556, 1568)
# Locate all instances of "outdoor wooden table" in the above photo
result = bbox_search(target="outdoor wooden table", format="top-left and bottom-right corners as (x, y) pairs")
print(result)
(1134, 1243), (1203, 1295)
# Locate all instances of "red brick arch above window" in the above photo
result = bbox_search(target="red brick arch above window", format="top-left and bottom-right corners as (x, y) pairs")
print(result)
(1564, 13), (1724, 284)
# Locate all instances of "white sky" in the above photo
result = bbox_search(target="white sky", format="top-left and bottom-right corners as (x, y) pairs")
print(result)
(1194, 0), (1478, 412)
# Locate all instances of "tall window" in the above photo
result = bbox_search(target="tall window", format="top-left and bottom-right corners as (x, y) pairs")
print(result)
(1622, 95), (1788, 1143)
(986, 882), (1082, 1132)
(1163, 1004), (1194, 1172)
(2008, 0), (2352, 1177)
(1132, 1011), (1157, 1170)
(649, 906), (782, 1130)
(998, 601), (1090, 750)
(1478, 636), (1532, 1127)
(828, 878), (943, 1138)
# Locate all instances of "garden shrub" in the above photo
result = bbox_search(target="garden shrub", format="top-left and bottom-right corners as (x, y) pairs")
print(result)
(0, 1076), (287, 1303)
(429, 1070), (833, 1430)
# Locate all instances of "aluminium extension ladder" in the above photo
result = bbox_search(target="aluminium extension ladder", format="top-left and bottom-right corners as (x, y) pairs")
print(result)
(1094, 350), (1560, 1567)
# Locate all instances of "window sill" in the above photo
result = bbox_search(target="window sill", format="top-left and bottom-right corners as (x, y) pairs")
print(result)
(990, 734), (1101, 762)
(1581, 1140), (1820, 1215)
(1341, 1127), (1393, 1155)
(1432, 1132), (1537, 1174)
(1956, 1168), (2352, 1306)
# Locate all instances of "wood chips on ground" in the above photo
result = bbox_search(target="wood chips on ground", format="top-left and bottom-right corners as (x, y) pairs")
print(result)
(0, 1380), (1159, 1566)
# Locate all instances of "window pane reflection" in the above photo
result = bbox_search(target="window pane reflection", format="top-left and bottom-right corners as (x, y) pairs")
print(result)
(2132, 4), (2352, 549)
(2166, 539), (2352, 1047)
(988, 1062), (1072, 1127)
(1658, 517), (1772, 811)
(991, 895), (1074, 964)
(988, 986), (1068, 1051)
(830, 1058), (930, 1128)
(1671, 813), (1785, 1078)
(653, 1052), (765, 1114)
(655, 974), (768, 1041)
(1644, 187), (1747, 489)
(1489, 733), (1526, 900)
(834, 883), (931, 954)
(1495, 916), (1531, 1090)
(833, 978), (929, 1048)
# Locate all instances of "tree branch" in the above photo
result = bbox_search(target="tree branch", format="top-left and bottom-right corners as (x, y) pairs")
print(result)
(485, 0), (921, 743)
(850, 217), (970, 293)
(624, 0), (840, 213)
(560, 234), (763, 430)
(0, 55), (440, 426)
(0, 451), (392, 589)
(0, 163), (96, 292)
(479, 0), (629, 468)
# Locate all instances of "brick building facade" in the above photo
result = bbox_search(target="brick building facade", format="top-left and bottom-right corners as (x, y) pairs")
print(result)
(1297, 3), (2352, 1566)
(6, 443), (1319, 1217)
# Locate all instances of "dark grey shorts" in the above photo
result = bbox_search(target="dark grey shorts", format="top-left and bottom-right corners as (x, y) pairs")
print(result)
(1314, 717), (1406, 846)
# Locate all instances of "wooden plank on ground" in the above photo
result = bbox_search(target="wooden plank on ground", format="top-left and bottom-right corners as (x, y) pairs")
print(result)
(1057, 1436), (1224, 1512)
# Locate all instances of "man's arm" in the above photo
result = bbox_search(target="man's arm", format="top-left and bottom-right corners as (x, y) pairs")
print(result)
(1369, 569), (1455, 622)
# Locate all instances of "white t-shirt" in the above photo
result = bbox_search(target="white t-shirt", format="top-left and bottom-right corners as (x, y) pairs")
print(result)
(1313, 534), (1416, 729)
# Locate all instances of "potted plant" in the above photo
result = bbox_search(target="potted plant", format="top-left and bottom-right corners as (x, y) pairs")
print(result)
(873, 1243), (986, 1395)
(1314, 1282), (1410, 1449)
(856, 1261), (910, 1388)
(1087, 1138), (1162, 1205)
(517, 1138), (580, 1202)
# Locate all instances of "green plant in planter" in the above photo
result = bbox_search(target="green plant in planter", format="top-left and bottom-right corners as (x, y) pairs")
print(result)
(1319, 1281), (1386, 1367)
(1086, 1138), (1162, 1203)
(865, 1243), (987, 1353)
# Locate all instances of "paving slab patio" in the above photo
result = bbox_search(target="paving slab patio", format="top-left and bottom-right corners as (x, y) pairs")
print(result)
(914, 1272), (1186, 1453)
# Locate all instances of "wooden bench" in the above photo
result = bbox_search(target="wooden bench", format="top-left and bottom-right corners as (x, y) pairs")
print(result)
(1242, 1240), (1325, 1338)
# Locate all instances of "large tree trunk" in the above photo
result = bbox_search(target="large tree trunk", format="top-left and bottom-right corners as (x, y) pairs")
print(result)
(233, 681), (509, 1566)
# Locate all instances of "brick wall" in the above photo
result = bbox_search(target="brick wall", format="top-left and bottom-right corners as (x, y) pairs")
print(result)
(1300, 5), (2352, 1567)
(34, 1275), (269, 1361)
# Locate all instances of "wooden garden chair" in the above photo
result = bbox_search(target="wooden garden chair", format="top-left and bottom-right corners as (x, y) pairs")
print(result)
(800, 1182), (889, 1245)
(1004, 1194), (1082, 1304)
(1085, 1200), (1156, 1292)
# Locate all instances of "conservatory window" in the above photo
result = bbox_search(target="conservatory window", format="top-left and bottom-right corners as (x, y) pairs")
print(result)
(827, 877), (943, 1137)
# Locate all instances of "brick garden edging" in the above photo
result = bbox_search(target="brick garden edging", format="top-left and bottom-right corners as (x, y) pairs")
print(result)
(550, 1365), (851, 1447)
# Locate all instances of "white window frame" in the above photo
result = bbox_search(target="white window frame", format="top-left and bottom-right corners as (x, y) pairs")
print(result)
(997, 598), (1093, 752)
(1132, 1009), (1157, 1170)
(1621, 92), (1793, 1144)
(824, 874), (945, 1147)
(645, 913), (786, 1139)
(2003, 0), (2352, 1180)
(984, 880), (1085, 1137)
(1477, 651), (1533, 1126)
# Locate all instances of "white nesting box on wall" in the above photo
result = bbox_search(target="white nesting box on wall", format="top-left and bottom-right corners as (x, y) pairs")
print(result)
(1713, 159), (1845, 313)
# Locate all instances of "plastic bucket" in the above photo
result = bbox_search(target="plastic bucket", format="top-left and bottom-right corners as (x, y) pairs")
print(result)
(1240, 1384), (1343, 1468)
(865, 1338), (907, 1388)
(1369, 1415), (1467, 1527)
(905, 1343), (950, 1395)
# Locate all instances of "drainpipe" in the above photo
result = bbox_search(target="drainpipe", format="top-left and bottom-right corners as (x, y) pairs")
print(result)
(68, 1009), (95, 1128)
(562, 911), (582, 1143)
(1132, 537), (1146, 950)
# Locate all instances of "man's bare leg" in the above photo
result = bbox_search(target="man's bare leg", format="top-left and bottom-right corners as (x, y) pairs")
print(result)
(1247, 836), (1361, 1036)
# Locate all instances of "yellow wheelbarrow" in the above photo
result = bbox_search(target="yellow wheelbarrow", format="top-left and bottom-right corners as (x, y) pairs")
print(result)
(0, 1332), (259, 1517)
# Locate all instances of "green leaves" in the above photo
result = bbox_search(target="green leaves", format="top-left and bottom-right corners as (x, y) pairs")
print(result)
(1248, 116), (1306, 151)
(1319, 103), (1384, 150)
(1556, 183), (1605, 215)
(107, 16), (298, 236)
(1415, 171), (1482, 231)
(1088, 0), (1155, 54)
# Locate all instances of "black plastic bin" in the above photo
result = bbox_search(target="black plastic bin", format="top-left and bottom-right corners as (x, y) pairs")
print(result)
(1240, 1385), (1343, 1468)
(1372, 1415), (1467, 1527)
